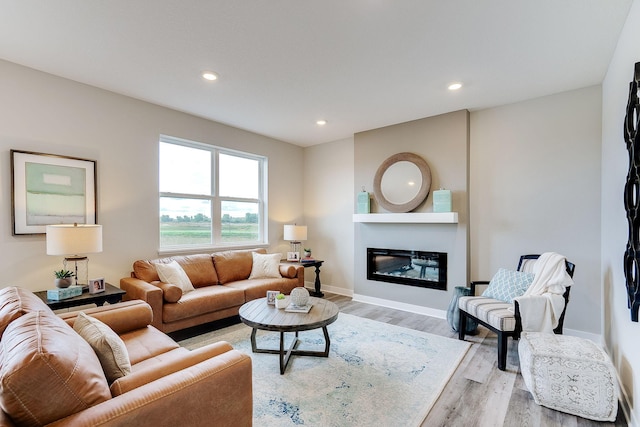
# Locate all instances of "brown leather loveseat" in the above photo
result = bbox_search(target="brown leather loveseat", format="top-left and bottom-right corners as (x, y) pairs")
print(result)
(121, 248), (303, 333)
(0, 287), (252, 427)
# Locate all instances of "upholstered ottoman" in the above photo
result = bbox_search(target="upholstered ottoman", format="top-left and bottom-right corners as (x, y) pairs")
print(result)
(518, 332), (618, 421)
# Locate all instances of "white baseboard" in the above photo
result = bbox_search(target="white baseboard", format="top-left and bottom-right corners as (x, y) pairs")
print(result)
(352, 293), (447, 319)
(563, 328), (603, 345)
(304, 282), (354, 297)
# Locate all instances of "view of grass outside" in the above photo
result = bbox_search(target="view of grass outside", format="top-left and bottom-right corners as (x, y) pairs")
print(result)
(160, 212), (259, 246)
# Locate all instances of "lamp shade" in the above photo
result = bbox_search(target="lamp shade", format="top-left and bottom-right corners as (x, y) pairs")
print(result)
(284, 225), (307, 242)
(46, 224), (103, 255)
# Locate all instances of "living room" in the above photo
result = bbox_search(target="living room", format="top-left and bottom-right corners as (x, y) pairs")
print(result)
(0, 1), (639, 426)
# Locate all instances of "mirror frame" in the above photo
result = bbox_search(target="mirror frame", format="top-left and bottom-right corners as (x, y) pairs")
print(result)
(373, 152), (432, 213)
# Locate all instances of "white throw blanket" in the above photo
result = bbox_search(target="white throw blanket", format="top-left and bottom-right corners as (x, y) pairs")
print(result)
(513, 252), (574, 333)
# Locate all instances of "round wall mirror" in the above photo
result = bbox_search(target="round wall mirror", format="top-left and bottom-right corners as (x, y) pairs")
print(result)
(373, 152), (431, 213)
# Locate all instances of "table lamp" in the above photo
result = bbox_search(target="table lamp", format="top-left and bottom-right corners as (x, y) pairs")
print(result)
(284, 224), (307, 261)
(46, 223), (103, 287)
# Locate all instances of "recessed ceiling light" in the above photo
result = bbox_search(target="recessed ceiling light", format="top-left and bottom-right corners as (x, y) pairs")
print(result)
(316, 119), (327, 126)
(448, 82), (463, 91)
(202, 71), (218, 81)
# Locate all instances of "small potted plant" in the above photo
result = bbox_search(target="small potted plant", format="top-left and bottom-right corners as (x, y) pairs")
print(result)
(54, 270), (75, 288)
(275, 293), (288, 309)
(303, 248), (312, 258)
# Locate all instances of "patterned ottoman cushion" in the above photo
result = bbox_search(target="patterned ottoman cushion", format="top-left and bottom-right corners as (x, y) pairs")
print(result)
(518, 332), (618, 421)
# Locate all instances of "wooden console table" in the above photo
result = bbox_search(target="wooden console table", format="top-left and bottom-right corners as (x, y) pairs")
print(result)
(34, 282), (126, 310)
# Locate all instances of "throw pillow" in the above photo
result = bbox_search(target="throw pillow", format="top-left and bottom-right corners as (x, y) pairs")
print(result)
(74, 311), (132, 383)
(482, 268), (535, 303)
(249, 252), (282, 279)
(155, 260), (195, 293)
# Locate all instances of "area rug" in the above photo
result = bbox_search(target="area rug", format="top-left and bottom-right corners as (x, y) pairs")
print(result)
(179, 313), (470, 426)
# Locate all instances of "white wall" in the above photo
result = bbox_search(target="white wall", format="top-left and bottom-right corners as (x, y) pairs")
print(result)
(302, 137), (354, 294)
(470, 86), (603, 335)
(602, 0), (640, 424)
(0, 59), (304, 291)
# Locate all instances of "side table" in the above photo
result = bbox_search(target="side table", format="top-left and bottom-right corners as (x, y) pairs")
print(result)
(34, 282), (126, 311)
(282, 260), (325, 297)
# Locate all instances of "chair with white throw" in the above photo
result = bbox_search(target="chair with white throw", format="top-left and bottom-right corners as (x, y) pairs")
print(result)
(457, 253), (575, 371)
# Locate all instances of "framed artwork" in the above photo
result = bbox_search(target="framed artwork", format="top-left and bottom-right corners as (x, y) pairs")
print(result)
(287, 251), (300, 262)
(88, 277), (105, 294)
(266, 290), (279, 305)
(11, 150), (97, 235)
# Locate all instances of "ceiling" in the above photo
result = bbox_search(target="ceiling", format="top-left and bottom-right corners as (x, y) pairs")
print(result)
(0, 1), (633, 147)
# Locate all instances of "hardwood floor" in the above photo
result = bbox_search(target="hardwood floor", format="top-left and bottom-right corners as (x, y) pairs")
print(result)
(324, 293), (627, 427)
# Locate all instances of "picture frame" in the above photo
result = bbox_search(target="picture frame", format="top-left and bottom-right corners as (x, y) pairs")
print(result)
(11, 150), (97, 235)
(287, 251), (300, 262)
(266, 290), (279, 305)
(88, 277), (105, 294)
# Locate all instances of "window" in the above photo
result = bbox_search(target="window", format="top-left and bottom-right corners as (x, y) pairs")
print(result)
(159, 136), (266, 250)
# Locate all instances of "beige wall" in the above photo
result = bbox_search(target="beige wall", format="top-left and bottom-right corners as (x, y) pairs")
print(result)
(470, 86), (603, 335)
(352, 110), (470, 311)
(303, 138), (354, 294)
(602, 0), (640, 423)
(0, 59), (304, 291)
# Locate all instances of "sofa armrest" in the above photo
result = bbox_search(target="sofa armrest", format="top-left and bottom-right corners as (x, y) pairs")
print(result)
(110, 341), (234, 396)
(120, 277), (163, 330)
(48, 348), (253, 427)
(59, 300), (153, 334)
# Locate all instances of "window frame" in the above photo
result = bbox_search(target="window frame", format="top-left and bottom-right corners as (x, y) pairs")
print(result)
(159, 135), (268, 253)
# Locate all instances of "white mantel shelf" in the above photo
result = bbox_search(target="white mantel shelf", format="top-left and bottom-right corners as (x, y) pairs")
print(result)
(352, 212), (458, 224)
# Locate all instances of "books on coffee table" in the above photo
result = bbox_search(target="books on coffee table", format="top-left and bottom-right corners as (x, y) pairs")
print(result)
(285, 303), (313, 313)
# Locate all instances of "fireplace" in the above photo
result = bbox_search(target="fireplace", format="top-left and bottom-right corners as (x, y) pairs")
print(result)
(367, 248), (447, 290)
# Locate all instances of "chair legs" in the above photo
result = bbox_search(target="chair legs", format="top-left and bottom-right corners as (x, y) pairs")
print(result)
(458, 310), (467, 340)
(459, 308), (509, 371)
(497, 333), (507, 371)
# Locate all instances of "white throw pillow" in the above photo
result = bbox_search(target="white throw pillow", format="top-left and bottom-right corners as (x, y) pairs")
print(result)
(155, 260), (195, 293)
(249, 252), (282, 279)
(73, 311), (131, 383)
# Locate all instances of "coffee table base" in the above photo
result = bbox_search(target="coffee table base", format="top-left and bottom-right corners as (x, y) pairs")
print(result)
(250, 326), (331, 375)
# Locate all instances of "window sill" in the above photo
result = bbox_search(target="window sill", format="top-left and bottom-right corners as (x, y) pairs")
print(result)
(158, 243), (270, 257)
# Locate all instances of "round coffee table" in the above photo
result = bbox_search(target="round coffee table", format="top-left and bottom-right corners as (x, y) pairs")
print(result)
(239, 296), (339, 374)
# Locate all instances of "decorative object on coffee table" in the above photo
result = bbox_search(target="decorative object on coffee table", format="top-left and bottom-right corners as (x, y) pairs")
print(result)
(274, 293), (288, 309)
(290, 287), (310, 307)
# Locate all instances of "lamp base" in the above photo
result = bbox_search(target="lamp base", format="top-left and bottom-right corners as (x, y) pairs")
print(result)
(63, 256), (89, 287)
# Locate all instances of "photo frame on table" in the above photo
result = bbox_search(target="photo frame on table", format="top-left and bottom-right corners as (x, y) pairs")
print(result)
(287, 251), (300, 262)
(11, 150), (97, 235)
(266, 290), (279, 305)
(88, 277), (105, 294)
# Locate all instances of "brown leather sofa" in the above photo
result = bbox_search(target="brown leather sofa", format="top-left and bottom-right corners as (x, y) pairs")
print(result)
(120, 248), (304, 333)
(0, 287), (252, 427)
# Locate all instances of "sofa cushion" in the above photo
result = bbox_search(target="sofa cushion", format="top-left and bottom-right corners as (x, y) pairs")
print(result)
(74, 311), (132, 383)
(154, 281), (183, 303)
(119, 324), (182, 365)
(213, 248), (266, 284)
(155, 260), (196, 294)
(162, 286), (245, 324)
(249, 252), (282, 279)
(0, 311), (111, 426)
(0, 286), (50, 337)
(280, 264), (298, 279)
(133, 254), (218, 288)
